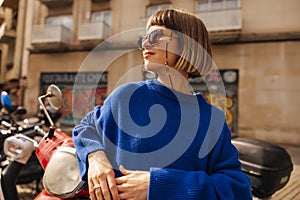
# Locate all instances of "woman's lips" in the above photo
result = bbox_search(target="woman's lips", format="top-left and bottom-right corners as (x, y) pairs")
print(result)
(143, 51), (155, 58)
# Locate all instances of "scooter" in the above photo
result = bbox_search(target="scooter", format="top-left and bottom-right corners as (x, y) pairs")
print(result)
(33, 84), (89, 199)
(232, 137), (293, 199)
(2, 84), (88, 199)
(0, 89), (62, 200)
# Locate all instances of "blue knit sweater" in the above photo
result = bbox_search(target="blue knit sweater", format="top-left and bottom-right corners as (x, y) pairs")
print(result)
(72, 79), (252, 200)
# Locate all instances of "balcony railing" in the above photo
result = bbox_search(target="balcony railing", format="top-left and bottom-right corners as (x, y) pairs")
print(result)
(196, 8), (242, 32)
(78, 21), (110, 41)
(31, 24), (71, 50)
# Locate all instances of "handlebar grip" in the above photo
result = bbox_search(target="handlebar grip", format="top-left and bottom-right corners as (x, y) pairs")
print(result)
(1, 120), (12, 128)
(34, 126), (47, 137)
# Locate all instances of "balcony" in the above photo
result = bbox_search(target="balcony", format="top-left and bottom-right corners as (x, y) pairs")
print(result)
(31, 24), (71, 51)
(196, 8), (242, 42)
(78, 21), (110, 47)
(39, 0), (73, 8)
(196, 8), (242, 32)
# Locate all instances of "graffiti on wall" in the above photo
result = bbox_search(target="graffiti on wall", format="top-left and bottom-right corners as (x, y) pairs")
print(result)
(190, 69), (238, 137)
(40, 72), (108, 125)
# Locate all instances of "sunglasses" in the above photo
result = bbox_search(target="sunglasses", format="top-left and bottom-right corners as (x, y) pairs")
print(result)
(137, 29), (178, 50)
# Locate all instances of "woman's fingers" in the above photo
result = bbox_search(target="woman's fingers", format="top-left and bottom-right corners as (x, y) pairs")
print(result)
(87, 151), (120, 200)
(97, 169), (114, 200)
(89, 179), (103, 200)
(107, 173), (120, 200)
(119, 165), (130, 175)
(94, 185), (104, 200)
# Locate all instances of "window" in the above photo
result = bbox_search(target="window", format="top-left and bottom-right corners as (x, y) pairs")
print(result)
(46, 15), (73, 30)
(147, 4), (172, 17)
(196, 0), (239, 12)
(224, 0), (238, 9)
(197, 1), (209, 12)
(91, 10), (112, 26)
(211, 0), (223, 10)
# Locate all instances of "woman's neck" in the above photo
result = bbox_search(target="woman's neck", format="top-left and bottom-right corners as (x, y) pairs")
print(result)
(156, 67), (193, 95)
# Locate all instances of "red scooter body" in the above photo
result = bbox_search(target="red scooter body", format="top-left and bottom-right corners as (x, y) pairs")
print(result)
(32, 85), (89, 199)
(35, 188), (90, 200)
(36, 129), (73, 169)
(35, 190), (62, 200)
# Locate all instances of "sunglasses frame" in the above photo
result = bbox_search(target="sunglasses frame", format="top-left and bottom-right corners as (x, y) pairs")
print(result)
(138, 29), (178, 50)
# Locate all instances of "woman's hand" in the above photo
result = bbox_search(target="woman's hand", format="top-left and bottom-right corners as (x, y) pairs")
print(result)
(88, 150), (120, 200)
(116, 165), (150, 200)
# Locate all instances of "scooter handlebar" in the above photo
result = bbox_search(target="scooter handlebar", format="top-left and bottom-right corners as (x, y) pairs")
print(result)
(34, 125), (47, 137)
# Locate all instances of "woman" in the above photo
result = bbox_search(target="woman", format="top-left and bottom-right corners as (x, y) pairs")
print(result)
(73, 9), (252, 200)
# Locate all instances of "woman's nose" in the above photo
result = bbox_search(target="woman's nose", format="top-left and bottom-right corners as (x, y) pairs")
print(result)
(142, 37), (151, 49)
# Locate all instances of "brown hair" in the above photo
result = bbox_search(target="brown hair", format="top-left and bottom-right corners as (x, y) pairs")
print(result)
(147, 9), (213, 78)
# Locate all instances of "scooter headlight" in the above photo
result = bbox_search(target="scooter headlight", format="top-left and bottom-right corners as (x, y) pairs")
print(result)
(5, 141), (24, 159)
(4, 134), (36, 161)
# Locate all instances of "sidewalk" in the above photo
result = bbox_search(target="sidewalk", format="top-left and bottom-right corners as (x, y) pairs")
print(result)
(271, 144), (300, 200)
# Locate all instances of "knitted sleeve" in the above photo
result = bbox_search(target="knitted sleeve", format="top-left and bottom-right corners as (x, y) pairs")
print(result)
(72, 106), (104, 181)
(148, 125), (252, 200)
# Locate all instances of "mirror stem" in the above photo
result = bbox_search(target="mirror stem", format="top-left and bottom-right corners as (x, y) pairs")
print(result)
(38, 93), (54, 128)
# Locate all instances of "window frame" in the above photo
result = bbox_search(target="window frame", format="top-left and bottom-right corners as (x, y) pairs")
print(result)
(146, 4), (172, 18)
(46, 14), (73, 30)
(196, 0), (240, 12)
(91, 10), (112, 26)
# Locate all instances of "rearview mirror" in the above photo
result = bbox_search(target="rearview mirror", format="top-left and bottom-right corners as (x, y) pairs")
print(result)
(47, 84), (63, 110)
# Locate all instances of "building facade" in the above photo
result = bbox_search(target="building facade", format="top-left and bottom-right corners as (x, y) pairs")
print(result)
(1, 0), (300, 145)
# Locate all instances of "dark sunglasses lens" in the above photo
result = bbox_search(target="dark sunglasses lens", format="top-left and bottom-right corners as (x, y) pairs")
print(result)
(137, 30), (162, 49)
(138, 36), (146, 49)
(149, 30), (160, 45)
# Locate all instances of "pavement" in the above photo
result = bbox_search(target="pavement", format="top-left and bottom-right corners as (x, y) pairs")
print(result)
(16, 143), (300, 200)
(271, 144), (300, 200)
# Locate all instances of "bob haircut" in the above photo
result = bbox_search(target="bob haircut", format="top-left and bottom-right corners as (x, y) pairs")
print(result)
(147, 9), (213, 78)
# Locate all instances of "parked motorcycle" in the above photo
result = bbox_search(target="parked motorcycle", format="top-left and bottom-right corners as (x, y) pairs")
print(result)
(33, 84), (89, 199)
(1, 84), (88, 199)
(0, 88), (62, 200)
